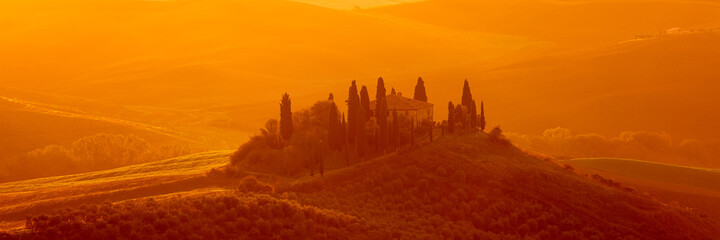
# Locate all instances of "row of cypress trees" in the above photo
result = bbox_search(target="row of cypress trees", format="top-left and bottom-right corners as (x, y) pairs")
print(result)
(279, 77), (471, 171)
(447, 80), (486, 133)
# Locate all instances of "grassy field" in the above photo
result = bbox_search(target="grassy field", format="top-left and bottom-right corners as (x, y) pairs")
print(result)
(563, 157), (720, 222)
(563, 158), (720, 194)
(0, 151), (233, 229)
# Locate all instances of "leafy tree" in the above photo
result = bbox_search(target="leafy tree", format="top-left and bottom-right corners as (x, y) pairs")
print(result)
(280, 93), (294, 141)
(390, 109), (399, 151)
(260, 119), (282, 149)
(461, 79), (473, 109)
(447, 102), (455, 133)
(347, 81), (361, 144)
(328, 101), (342, 151)
(317, 144), (324, 176)
(413, 77), (428, 102)
(376, 78), (389, 154)
(455, 104), (466, 128)
(410, 120), (415, 148)
(360, 85), (371, 118)
(480, 101), (486, 131)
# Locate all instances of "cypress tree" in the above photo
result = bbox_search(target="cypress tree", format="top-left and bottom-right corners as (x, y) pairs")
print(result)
(341, 113), (347, 145)
(470, 100), (477, 129)
(414, 77), (428, 102)
(391, 88), (396, 95)
(461, 79), (473, 109)
(347, 81), (360, 144)
(480, 101), (486, 131)
(280, 93), (293, 141)
(376, 77), (389, 154)
(447, 101), (455, 133)
(360, 86), (371, 118)
(356, 107), (368, 161)
(342, 113), (349, 166)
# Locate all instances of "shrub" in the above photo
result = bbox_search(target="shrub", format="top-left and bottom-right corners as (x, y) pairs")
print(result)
(238, 176), (275, 194)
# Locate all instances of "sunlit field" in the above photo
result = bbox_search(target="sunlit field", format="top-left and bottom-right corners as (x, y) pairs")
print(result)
(0, 151), (230, 229)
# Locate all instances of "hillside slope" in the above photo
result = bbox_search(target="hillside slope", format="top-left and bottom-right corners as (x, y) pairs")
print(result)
(5, 133), (717, 239)
(285, 133), (720, 239)
(565, 158), (720, 223)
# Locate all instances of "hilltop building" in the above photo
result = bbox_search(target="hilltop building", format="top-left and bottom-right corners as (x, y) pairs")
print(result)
(370, 92), (433, 123)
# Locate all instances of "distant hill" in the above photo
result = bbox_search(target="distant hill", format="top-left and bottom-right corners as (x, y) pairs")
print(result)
(369, 0), (720, 48)
(0, 90), (190, 160)
(3, 133), (718, 238)
(0, 0), (523, 107)
(413, 32), (720, 140)
(0, 0), (528, 142)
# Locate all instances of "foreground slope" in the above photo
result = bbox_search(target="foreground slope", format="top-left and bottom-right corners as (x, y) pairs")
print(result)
(285, 133), (720, 239)
(5, 133), (718, 239)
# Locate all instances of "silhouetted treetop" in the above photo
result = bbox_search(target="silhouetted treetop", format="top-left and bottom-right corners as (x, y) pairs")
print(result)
(413, 77), (428, 102)
(347, 81), (360, 144)
(280, 93), (293, 141)
(461, 79), (473, 109)
(360, 85), (371, 118)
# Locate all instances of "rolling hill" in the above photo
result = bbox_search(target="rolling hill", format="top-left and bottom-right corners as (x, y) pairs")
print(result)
(563, 158), (720, 194)
(368, 0), (720, 48)
(0, 150), (232, 230)
(2, 133), (718, 239)
(362, 0), (720, 141)
(564, 157), (720, 222)
(0, 0), (532, 152)
(401, 31), (720, 141)
(0, 0), (527, 107)
(0, 87), (247, 183)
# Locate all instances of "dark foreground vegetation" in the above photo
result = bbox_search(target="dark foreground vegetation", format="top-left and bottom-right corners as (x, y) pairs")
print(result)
(4, 133), (718, 240)
(7, 193), (361, 240)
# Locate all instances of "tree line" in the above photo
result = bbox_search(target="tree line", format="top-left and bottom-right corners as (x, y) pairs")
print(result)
(446, 79), (486, 134)
(265, 77), (487, 177)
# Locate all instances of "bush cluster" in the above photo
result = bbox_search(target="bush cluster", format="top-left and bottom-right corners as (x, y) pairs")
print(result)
(12, 193), (361, 240)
